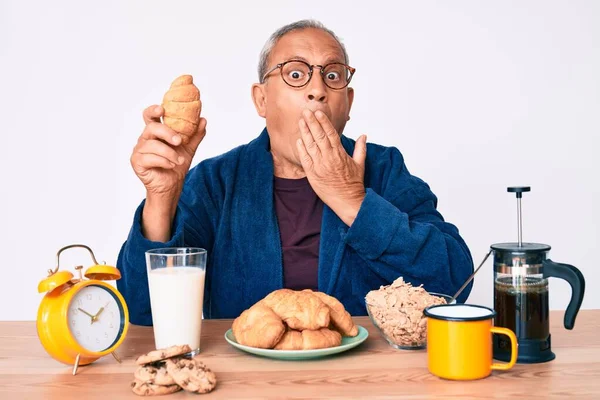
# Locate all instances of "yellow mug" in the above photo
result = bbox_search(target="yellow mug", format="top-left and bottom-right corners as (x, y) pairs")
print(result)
(423, 304), (518, 380)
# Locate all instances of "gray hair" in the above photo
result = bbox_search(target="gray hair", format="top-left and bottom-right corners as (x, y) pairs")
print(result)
(258, 19), (350, 83)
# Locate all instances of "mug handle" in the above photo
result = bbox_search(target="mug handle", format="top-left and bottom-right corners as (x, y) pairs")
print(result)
(490, 327), (518, 371)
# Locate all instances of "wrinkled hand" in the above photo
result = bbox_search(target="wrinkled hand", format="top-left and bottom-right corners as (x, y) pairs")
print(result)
(296, 109), (367, 226)
(130, 105), (207, 198)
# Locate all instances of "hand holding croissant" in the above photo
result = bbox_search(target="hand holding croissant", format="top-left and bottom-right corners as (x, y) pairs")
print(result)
(132, 74), (206, 192)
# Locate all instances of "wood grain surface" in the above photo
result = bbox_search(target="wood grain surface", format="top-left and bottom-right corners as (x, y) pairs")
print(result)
(1, 310), (599, 399)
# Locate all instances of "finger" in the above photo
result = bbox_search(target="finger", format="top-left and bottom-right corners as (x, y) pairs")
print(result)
(137, 139), (184, 166)
(299, 118), (320, 159)
(302, 109), (331, 151)
(132, 153), (176, 171)
(143, 105), (164, 125)
(185, 117), (208, 154)
(141, 122), (182, 146)
(296, 138), (314, 172)
(352, 135), (368, 168)
(314, 110), (341, 149)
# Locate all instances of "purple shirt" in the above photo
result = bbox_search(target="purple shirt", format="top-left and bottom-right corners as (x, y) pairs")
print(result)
(273, 176), (324, 291)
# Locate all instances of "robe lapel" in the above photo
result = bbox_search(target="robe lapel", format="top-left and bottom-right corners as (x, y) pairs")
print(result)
(236, 129), (284, 305)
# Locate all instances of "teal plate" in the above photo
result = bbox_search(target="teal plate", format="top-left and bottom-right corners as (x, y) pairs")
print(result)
(224, 325), (369, 360)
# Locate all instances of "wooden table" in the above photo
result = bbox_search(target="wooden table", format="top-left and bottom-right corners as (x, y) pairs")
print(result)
(1, 310), (599, 399)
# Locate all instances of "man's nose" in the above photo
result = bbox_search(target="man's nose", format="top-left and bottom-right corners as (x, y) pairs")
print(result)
(306, 72), (327, 102)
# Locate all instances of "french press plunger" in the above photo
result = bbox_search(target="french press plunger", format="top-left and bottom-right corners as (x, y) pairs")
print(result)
(491, 187), (585, 363)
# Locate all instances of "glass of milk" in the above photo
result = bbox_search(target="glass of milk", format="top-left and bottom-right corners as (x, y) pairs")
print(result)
(145, 247), (207, 353)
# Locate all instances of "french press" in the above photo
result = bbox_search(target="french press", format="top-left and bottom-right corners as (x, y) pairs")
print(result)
(490, 187), (585, 363)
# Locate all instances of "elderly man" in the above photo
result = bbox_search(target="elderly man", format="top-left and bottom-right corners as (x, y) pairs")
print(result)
(117, 20), (474, 326)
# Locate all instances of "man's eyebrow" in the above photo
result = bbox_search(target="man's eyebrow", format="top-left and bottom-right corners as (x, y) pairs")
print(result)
(282, 55), (309, 63)
(323, 57), (345, 65)
(281, 55), (346, 64)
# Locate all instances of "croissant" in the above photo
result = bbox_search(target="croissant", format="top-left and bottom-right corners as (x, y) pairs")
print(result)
(260, 289), (330, 331)
(274, 327), (342, 350)
(273, 328), (303, 350)
(232, 304), (286, 349)
(161, 74), (201, 144)
(305, 290), (358, 337)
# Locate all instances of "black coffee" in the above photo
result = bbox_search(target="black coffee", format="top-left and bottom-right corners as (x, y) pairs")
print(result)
(494, 277), (549, 340)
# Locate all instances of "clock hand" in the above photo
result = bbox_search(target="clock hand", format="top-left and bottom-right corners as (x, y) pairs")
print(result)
(78, 308), (94, 319)
(91, 302), (110, 324)
(78, 307), (95, 324)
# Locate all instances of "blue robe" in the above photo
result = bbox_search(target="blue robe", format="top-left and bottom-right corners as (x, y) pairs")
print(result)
(116, 128), (474, 325)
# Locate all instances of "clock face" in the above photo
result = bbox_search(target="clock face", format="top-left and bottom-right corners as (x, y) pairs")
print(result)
(67, 285), (125, 352)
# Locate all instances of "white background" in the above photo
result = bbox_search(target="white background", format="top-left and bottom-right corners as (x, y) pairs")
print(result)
(1, 0), (598, 321)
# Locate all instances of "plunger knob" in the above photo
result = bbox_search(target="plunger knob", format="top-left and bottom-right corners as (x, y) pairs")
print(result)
(507, 186), (531, 198)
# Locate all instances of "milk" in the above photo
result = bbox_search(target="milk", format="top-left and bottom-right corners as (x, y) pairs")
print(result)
(147, 267), (206, 351)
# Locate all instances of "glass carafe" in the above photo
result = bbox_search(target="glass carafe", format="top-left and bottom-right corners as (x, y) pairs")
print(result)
(490, 187), (585, 364)
(491, 244), (585, 363)
(493, 247), (550, 343)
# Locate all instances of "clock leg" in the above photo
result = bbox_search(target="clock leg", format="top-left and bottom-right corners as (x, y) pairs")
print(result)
(111, 351), (122, 363)
(72, 353), (81, 376)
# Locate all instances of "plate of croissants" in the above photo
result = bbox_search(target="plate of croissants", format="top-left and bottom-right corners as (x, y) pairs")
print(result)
(226, 289), (368, 360)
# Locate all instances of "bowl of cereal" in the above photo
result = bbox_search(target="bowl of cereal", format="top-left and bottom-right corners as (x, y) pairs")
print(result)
(365, 277), (454, 350)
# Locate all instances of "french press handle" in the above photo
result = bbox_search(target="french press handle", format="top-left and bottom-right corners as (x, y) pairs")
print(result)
(543, 259), (585, 330)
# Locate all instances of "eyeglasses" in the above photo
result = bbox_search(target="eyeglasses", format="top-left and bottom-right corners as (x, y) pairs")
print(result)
(262, 59), (356, 90)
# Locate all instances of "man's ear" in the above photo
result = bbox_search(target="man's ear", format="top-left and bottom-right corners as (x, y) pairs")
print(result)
(251, 83), (267, 118)
(346, 87), (355, 121)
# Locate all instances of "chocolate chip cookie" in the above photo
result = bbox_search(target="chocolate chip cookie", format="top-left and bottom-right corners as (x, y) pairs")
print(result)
(165, 357), (217, 394)
(134, 362), (176, 386)
(135, 344), (192, 365)
(131, 378), (181, 396)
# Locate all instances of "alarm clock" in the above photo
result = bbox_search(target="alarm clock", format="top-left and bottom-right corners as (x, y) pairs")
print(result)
(37, 244), (130, 375)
